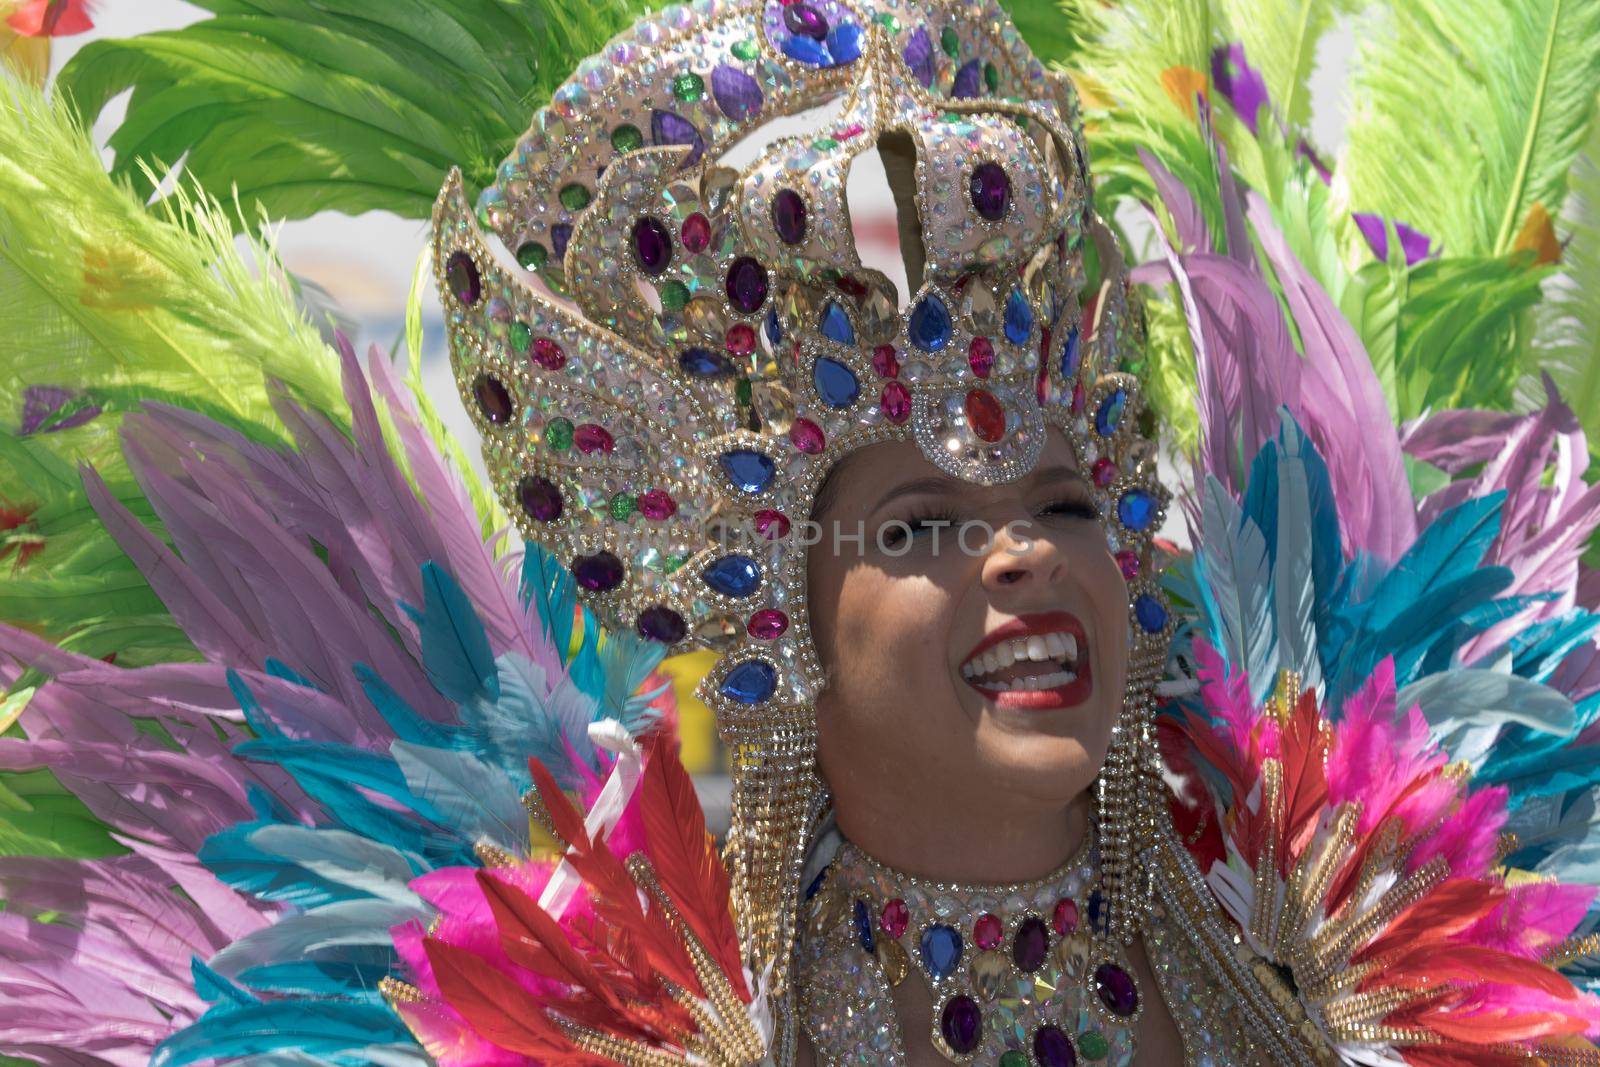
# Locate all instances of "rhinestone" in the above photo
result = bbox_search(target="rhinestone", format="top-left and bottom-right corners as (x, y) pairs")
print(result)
(544, 417), (573, 451)
(1061, 325), (1082, 376)
(637, 605), (687, 643)
(967, 336), (995, 377)
(773, 189), (807, 244)
(1055, 933), (1091, 976)
(783, 2), (828, 40)
(508, 321), (532, 352)
(672, 71), (705, 103)
(765, 307), (783, 345)
(970, 949), (1007, 999)
(819, 301), (855, 345)
(904, 27), (934, 87)
(985, 61), (999, 92)
(872, 345), (899, 378)
(965, 388), (1005, 442)
(573, 424), (614, 454)
(970, 161), (1010, 220)
(853, 898), (875, 952)
(1000, 1053), (1028, 1067)
(721, 449), (776, 493)
(880, 898), (909, 939)
(720, 660), (777, 703)
(939, 995), (981, 1055)
(909, 293), (953, 351)
(1095, 388), (1127, 435)
(940, 25), (959, 57)
(1116, 550), (1140, 579)
(608, 492), (636, 521)
(558, 183), (590, 211)
(880, 381), (911, 423)
(973, 913), (1002, 950)
(680, 347), (729, 377)
(1094, 962), (1138, 1016)
(747, 609), (789, 639)
(549, 223), (572, 259)
(680, 212), (712, 253)
(726, 256), (769, 314)
(1053, 898), (1079, 936)
(517, 476), (562, 522)
(827, 21), (861, 65)
(725, 323), (757, 356)
(1135, 593), (1168, 633)
(919, 924), (962, 980)
(472, 374), (512, 423)
(1078, 1030), (1110, 1059)
(702, 555), (761, 598)
(1004, 288), (1034, 344)
(572, 550), (624, 592)
(632, 217), (672, 274)
(446, 251), (481, 305)
(754, 510), (790, 539)
(660, 280), (690, 311)
(1091, 457), (1117, 487)
(531, 338), (566, 370)
(814, 357), (860, 407)
(782, 33), (828, 65)
(731, 38), (759, 61)
(610, 124), (643, 152)
(1034, 1025), (1078, 1067)
(638, 489), (678, 520)
(711, 63), (763, 121)
(1012, 916), (1049, 972)
(515, 242), (547, 270)
(789, 417), (825, 454)
(1117, 489), (1157, 531)
(952, 58), (982, 98)
(650, 109), (704, 166)
(877, 938), (910, 985)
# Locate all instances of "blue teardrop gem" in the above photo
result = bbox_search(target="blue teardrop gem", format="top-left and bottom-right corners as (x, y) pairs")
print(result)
(1060, 326), (1081, 377)
(909, 294), (953, 352)
(804, 863), (831, 900)
(781, 34), (828, 65)
(720, 660), (777, 703)
(825, 20), (862, 66)
(1095, 387), (1127, 435)
(919, 924), (963, 980)
(1004, 288), (1034, 345)
(702, 554), (762, 598)
(720, 449), (776, 494)
(819, 300), (856, 345)
(814, 357), (860, 408)
(853, 898), (875, 952)
(1134, 593), (1168, 634)
(679, 347), (728, 377)
(765, 307), (783, 345)
(1117, 488), (1157, 532)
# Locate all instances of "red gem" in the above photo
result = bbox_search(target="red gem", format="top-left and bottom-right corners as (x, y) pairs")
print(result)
(872, 344), (899, 378)
(1040, 325), (1052, 362)
(725, 323), (756, 355)
(967, 336), (994, 377)
(1116, 549), (1140, 580)
(1082, 290), (1101, 339)
(573, 424), (615, 454)
(680, 213), (711, 253)
(754, 509), (791, 540)
(974, 913), (1003, 950)
(1053, 897), (1079, 936)
(1071, 382), (1086, 414)
(837, 122), (865, 140)
(532, 338), (567, 369)
(880, 899), (909, 939)
(638, 489), (678, 521)
(833, 274), (867, 299)
(747, 608), (789, 640)
(965, 388), (1005, 442)
(789, 417), (825, 454)
(880, 381), (911, 423)
(1036, 361), (1049, 404)
(1091, 457), (1117, 487)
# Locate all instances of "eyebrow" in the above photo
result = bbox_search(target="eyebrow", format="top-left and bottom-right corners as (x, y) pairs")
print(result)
(869, 464), (1090, 514)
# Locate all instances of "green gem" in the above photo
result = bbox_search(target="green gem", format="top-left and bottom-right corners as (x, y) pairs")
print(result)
(516, 241), (548, 270)
(545, 417), (574, 451)
(509, 321), (532, 352)
(663, 553), (689, 574)
(611, 123), (643, 152)
(660, 280), (690, 312)
(608, 492), (636, 520)
(999, 1053), (1028, 1067)
(812, 137), (839, 150)
(872, 12), (899, 31)
(735, 377), (753, 404)
(1079, 1031), (1110, 1060)
(731, 38), (759, 60)
(558, 183), (591, 211)
(940, 26), (959, 57)
(985, 61), (999, 92)
(475, 204), (495, 230)
(672, 72), (705, 102)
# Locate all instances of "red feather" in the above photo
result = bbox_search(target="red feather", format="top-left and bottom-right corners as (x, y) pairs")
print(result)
(6, 0), (93, 36)
(422, 936), (570, 1058)
(637, 733), (750, 1001)
(528, 756), (592, 852)
(478, 869), (620, 1004)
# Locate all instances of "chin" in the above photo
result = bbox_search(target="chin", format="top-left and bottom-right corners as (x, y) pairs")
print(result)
(973, 726), (1106, 807)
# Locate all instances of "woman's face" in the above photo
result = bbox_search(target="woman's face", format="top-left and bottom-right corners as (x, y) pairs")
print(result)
(806, 428), (1129, 824)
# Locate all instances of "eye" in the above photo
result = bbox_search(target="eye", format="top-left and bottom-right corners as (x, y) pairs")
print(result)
(1037, 497), (1099, 522)
(880, 508), (959, 547)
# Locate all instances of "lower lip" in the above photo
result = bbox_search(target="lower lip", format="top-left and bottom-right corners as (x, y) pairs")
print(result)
(965, 660), (1094, 710)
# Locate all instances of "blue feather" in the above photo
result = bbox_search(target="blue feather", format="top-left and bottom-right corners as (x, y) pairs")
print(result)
(151, 1001), (413, 1067)
(264, 657), (319, 690)
(200, 821), (422, 909)
(191, 956), (258, 1006)
(353, 662), (464, 750)
(415, 561), (498, 704)
(234, 960), (395, 1000)
(521, 540), (576, 661)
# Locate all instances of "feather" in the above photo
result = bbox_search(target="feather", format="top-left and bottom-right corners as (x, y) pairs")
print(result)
(1196, 476), (1278, 696)
(637, 734), (748, 1000)
(207, 899), (428, 979)
(150, 1001), (415, 1067)
(420, 938), (567, 1059)
(198, 823), (422, 909)
(390, 742), (528, 852)
(415, 562), (499, 705)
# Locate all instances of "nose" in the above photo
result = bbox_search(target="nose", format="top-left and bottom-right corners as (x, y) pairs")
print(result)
(980, 518), (1068, 591)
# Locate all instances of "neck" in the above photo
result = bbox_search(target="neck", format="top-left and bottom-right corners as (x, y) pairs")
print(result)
(831, 784), (1093, 885)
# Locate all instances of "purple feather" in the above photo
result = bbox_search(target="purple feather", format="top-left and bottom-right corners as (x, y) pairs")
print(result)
(1353, 212), (1436, 266)
(1211, 43), (1270, 136)
(19, 385), (102, 435)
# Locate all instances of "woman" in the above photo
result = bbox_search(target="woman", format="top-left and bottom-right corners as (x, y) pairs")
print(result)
(2, 0), (1599, 1064)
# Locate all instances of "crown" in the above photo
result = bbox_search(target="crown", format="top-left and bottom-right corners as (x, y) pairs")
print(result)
(431, 0), (1171, 996)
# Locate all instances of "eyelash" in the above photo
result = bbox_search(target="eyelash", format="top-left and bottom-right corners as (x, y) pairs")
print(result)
(881, 498), (1098, 546)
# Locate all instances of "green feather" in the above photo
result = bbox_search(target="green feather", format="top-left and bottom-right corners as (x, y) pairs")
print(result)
(56, 0), (674, 222)
(1341, 0), (1600, 259)
(1217, 0), (1361, 131)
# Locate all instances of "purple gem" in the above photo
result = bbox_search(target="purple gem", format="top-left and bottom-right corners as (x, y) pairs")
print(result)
(773, 189), (807, 244)
(939, 996), (981, 1054)
(445, 251), (481, 305)
(952, 58), (982, 98)
(651, 109), (705, 167)
(903, 27), (934, 88)
(632, 217), (673, 275)
(517, 475), (563, 522)
(711, 63), (763, 122)
(572, 550), (625, 593)
(969, 161), (1010, 221)
(549, 223), (573, 259)
(472, 374), (513, 424)
(725, 256), (769, 314)
(1034, 1025), (1078, 1067)
(1094, 962), (1139, 1017)
(783, 2), (828, 40)
(1012, 915), (1049, 972)
(637, 605), (687, 643)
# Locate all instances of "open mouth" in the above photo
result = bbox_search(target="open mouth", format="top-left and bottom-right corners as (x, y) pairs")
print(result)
(959, 612), (1093, 708)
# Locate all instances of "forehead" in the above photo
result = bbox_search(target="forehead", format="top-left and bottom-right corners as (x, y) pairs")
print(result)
(827, 429), (1082, 504)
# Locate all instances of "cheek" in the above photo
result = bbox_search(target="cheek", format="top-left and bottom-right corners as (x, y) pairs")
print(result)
(830, 569), (952, 695)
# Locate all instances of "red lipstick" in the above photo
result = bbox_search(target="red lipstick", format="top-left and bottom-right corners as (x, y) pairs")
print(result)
(960, 610), (1094, 711)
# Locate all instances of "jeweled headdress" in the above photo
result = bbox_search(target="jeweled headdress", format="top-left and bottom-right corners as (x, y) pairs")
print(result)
(430, 0), (1171, 1029)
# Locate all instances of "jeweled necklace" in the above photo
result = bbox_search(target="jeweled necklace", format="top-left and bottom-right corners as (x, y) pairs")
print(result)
(796, 822), (1143, 1067)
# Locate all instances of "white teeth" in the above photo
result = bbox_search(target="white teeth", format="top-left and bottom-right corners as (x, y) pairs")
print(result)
(1025, 635), (1047, 661)
(975, 668), (1077, 691)
(996, 643), (1016, 668)
(961, 631), (1084, 682)
(1063, 633), (1077, 662)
